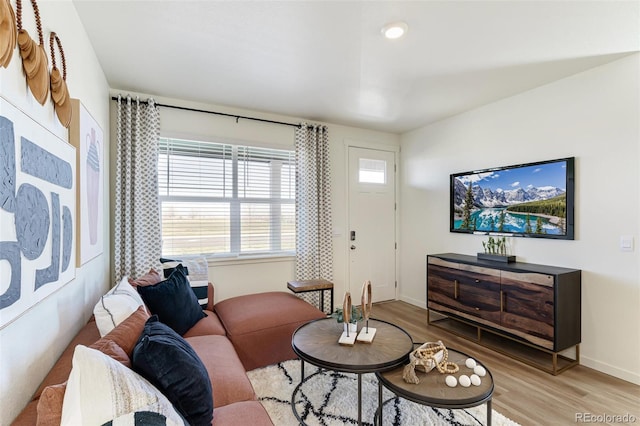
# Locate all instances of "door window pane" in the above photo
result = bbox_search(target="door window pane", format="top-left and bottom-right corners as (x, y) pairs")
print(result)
(359, 158), (386, 184)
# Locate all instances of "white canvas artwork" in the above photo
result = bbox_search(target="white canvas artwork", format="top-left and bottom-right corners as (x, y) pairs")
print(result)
(0, 97), (76, 329)
(70, 99), (104, 265)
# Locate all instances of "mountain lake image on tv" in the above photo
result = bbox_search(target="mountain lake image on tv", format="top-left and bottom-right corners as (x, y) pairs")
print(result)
(451, 157), (575, 240)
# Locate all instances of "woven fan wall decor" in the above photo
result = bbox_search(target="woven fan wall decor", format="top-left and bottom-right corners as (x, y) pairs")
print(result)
(0, 0), (17, 68)
(50, 32), (71, 127)
(16, 0), (49, 105)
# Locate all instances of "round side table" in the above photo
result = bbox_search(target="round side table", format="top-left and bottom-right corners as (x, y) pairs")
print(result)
(375, 348), (494, 425)
(292, 317), (413, 425)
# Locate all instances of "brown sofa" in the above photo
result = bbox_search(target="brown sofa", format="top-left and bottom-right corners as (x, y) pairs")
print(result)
(12, 289), (325, 425)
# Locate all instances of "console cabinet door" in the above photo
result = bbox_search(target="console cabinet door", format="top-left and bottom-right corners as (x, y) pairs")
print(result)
(500, 270), (555, 350)
(428, 260), (500, 325)
(427, 263), (463, 311)
(456, 265), (501, 323)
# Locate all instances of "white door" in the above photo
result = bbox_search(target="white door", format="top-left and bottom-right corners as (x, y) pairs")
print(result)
(348, 146), (396, 302)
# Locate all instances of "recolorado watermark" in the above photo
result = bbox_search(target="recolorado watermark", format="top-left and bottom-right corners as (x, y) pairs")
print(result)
(576, 413), (637, 423)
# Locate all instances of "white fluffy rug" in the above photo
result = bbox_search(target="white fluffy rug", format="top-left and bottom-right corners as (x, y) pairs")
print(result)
(247, 360), (520, 426)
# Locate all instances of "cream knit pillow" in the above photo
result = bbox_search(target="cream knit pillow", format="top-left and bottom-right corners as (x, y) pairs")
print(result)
(60, 345), (184, 426)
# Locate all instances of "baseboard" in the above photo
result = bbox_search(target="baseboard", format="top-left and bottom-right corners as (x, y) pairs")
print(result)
(398, 294), (425, 308)
(580, 355), (640, 385)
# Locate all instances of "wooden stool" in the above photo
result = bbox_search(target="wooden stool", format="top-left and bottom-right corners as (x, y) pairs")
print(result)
(287, 279), (334, 315)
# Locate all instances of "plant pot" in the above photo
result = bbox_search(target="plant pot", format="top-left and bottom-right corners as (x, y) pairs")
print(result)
(477, 253), (516, 263)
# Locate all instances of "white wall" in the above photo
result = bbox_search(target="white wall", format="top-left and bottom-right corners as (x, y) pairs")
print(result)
(0, 1), (110, 424)
(399, 54), (640, 384)
(110, 90), (400, 306)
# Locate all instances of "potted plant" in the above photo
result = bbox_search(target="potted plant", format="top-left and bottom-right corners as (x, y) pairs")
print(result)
(478, 236), (515, 263)
(331, 305), (362, 333)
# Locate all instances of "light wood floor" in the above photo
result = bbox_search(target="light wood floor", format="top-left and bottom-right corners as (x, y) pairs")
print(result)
(372, 301), (640, 425)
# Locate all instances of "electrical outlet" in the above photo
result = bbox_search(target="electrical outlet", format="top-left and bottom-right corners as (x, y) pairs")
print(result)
(620, 236), (634, 252)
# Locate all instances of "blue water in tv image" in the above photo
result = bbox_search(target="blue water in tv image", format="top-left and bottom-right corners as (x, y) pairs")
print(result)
(453, 208), (564, 235)
(452, 159), (569, 236)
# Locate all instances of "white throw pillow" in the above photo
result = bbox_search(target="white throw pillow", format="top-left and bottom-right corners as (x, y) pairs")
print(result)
(93, 277), (146, 336)
(61, 345), (185, 426)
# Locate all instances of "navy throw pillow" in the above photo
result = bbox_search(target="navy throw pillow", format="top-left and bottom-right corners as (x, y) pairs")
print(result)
(132, 316), (213, 425)
(160, 257), (209, 309)
(136, 264), (205, 335)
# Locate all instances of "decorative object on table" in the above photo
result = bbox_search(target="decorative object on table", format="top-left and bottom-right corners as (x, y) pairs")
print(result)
(331, 298), (362, 333)
(445, 372), (482, 388)
(470, 374), (482, 386)
(69, 99), (104, 265)
(16, 0), (49, 105)
(474, 365), (487, 376)
(459, 374), (471, 387)
(445, 375), (457, 387)
(402, 340), (459, 384)
(444, 357), (485, 388)
(338, 292), (357, 346)
(49, 32), (72, 127)
(477, 235), (515, 263)
(357, 280), (376, 343)
(0, 0), (17, 68)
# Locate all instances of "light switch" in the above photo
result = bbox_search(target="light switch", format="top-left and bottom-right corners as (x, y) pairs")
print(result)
(620, 236), (634, 252)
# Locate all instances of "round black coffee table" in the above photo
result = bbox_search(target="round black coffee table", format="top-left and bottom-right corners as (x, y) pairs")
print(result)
(292, 317), (413, 425)
(375, 348), (494, 425)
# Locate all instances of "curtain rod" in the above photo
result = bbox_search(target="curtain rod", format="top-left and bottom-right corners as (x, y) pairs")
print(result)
(110, 96), (301, 128)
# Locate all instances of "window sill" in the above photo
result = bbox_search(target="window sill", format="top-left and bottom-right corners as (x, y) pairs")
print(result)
(205, 253), (295, 267)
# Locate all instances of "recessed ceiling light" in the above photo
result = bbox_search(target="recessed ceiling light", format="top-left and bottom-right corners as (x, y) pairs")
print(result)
(381, 21), (408, 39)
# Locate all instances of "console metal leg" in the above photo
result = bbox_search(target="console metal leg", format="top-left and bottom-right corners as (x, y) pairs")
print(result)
(487, 398), (492, 426)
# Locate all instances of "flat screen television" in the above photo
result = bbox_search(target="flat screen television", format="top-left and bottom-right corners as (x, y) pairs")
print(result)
(450, 157), (575, 240)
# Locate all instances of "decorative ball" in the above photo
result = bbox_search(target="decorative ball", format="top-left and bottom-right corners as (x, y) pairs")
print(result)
(459, 374), (471, 387)
(470, 374), (482, 386)
(445, 375), (457, 387)
(465, 358), (476, 369)
(474, 365), (487, 377)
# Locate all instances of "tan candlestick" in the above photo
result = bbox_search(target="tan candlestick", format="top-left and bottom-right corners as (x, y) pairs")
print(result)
(338, 292), (356, 346)
(357, 281), (377, 343)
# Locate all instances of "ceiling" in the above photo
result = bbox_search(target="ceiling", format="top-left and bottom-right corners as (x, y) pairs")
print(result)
(73, 1), (639, 133)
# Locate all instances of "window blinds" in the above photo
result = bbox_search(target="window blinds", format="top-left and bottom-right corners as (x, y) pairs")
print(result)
(158, 138), (295, 257)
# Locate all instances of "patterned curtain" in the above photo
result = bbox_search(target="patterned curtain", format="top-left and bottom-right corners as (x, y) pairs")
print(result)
(113, 96), (161, 280)
(295, 123), (333, 287)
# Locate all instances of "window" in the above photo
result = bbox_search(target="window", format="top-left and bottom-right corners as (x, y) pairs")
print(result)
(158, 138), (295, 257)
(359, 158), (387, 184)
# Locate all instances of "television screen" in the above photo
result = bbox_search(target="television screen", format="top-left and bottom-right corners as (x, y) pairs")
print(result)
(450, 157), (575, 240)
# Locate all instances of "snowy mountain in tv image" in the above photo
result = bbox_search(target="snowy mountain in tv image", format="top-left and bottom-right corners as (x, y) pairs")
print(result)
(452, 162), (569, 235)
(453, 178), (565, 209)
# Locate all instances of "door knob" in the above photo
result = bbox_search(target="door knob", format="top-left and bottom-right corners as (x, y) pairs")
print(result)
(350, 245), (356, 250)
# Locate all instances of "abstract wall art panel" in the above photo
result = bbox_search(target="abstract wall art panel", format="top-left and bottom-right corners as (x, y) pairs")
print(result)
(0, 97), (76, 329)
(70, 99), (104, 265)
